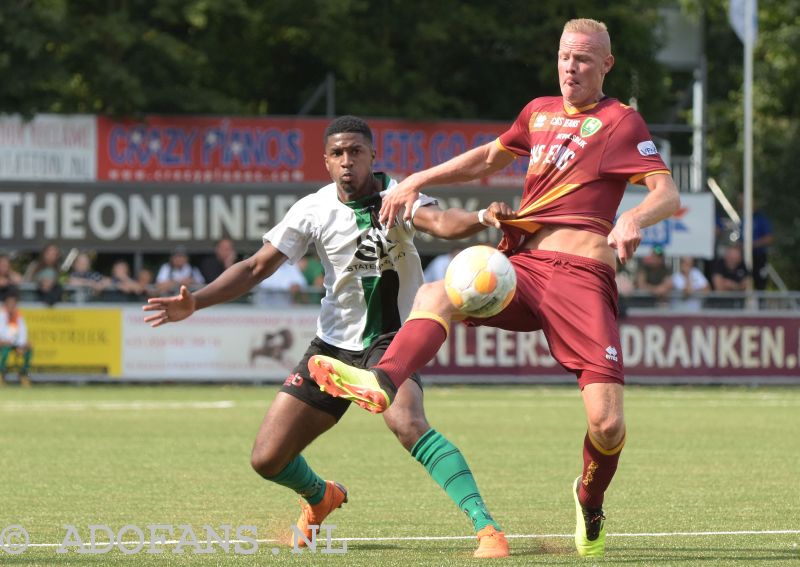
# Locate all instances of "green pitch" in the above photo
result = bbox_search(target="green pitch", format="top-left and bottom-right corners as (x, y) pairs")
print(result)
(1, 385), (798, 566)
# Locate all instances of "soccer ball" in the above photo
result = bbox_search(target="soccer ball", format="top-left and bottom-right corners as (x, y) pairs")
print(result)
(444, 246), (516, 318)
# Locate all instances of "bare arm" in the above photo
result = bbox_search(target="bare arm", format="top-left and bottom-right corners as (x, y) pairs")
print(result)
(380, 141), (516, 227)
(411, 201), (516, 239)
(608, 173), (681, 264)
(143, 243), (287, 327)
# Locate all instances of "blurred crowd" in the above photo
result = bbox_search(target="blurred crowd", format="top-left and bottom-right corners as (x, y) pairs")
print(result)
(613, 197), (774, 314)
(0, 239), (327, 308)
(0, 195), (776, 313)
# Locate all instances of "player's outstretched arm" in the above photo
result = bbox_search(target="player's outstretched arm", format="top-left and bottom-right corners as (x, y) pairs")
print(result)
(380, 141), (516, 228)
(412, 201), (517, 240)
(143, 285), (195, 327)
(143, 243), (287, 327)
(608, 173), (680, 264)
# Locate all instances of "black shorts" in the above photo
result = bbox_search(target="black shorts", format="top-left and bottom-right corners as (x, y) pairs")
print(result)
(280, 332), (422, 421)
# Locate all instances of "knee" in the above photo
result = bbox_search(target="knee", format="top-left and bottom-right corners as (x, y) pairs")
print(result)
(250, 445), (289, 479)
(384, 414), (430, 452)
(413, 281), (452, 312)
(587, 414), (626, 448)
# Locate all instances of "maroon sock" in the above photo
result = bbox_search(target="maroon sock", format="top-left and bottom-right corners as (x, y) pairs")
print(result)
(375, 318), (447, 389)
(578, 431), (624, 509)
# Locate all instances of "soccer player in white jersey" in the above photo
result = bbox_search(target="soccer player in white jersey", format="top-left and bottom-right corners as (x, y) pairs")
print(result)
(144, 116), (514, 558)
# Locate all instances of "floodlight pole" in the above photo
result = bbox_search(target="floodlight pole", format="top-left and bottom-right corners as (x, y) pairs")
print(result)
(742, 0), (754, 284)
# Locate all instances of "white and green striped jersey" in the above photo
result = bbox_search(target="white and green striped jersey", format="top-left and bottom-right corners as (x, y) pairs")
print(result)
(263, 174), (437, 350)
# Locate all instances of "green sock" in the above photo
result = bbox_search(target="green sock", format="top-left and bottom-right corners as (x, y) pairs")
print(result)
(0, 346), (10, 373)
(20, 350), (32, 374)
(265, 455), (327, 505)
(412, 428), (500, 532)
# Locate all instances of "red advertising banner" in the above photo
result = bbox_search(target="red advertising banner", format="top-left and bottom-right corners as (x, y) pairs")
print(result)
(425, 314), (800, 381)
(96, 115), (527, 185)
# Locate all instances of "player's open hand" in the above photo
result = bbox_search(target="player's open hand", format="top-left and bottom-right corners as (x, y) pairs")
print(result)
(380, 175), (421, 228)
(482, 201), (517, 229)
(608, 211), (641, 265)
(142, 285), (196, 327)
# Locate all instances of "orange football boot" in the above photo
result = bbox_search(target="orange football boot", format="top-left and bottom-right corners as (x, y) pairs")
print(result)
(473, 525), (510, 558)
(293, 480), (348, 547)
(308, 355), (391, 414)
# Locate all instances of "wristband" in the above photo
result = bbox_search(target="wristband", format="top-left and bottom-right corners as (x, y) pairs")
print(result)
(477, 208), (490, 226)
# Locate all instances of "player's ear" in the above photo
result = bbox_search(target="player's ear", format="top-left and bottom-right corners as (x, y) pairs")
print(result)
(603, 53), (615, 75)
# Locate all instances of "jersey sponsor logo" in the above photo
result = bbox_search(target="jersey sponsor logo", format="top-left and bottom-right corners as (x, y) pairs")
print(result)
(354, 227), (397, 262)
(346, 227), (404, 273)
(605, 345), (619, 362)
(554, 131), (588, 148)
(533, 113), (548, 129)
(580, 117), (603, 137)
(529, 143), (577, 172)
(637, 140), (658, 156)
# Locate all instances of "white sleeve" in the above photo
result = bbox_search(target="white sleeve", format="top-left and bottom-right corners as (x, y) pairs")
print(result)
(0, 311), (10, 342)
(191, 267), (205, 285)
(264, 200), (316, 264)
(17, 317), (27, 346)
(690, 268), (709, 289)
(402, 192), (438, 231)
(155, 264), (171, 283)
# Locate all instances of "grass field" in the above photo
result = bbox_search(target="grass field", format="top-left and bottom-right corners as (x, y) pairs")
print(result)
(1, 384), (799, 566)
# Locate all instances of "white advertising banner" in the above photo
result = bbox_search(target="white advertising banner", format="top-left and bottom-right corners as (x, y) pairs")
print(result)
(619, 191), (715, 259)
(119, 307), (798, 383)
(121, 306), (319, 380)
(0, 114), (96, 181)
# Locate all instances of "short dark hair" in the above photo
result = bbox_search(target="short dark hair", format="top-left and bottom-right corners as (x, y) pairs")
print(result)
(324, 115), (373, 145)
(3, 285), (19, 301)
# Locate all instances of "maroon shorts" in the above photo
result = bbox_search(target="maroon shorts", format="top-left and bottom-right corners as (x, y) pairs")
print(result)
(464, 249), (624, 388)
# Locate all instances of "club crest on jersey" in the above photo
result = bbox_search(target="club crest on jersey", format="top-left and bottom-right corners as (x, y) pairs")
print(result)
(580, 117), (602, 137)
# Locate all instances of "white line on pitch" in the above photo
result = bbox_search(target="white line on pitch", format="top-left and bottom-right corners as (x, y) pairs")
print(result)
(21, 529), (800, 548)
(0, 401), (236, 411)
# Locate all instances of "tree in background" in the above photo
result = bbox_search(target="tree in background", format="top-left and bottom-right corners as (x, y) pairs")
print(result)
(2, 0), (796, 286)
(680, 0), (800, 288)
(0, 0), (672, 120)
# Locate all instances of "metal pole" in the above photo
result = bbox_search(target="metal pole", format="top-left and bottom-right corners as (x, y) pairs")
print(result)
(691, 74), (703, 193)
(743, 0), (754, 285)
(325, 73), (335, 117)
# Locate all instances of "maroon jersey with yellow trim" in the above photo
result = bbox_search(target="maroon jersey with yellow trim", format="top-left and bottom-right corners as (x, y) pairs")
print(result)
(496, 96), (669, 252)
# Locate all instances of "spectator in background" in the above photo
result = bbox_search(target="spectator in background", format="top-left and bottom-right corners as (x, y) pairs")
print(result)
(256, 261), (307, 306)
(156, 246), (205, 294)
(0, 288), (33, 386)
(710, 245), (749, 309)
(23, 244), (63, 306)
(297, 252), (325, 303)
(738, 195), (774, 290)
(614, 259), (634, 318)
(136, 268), (157, 299)
(0, 255), (23, 300)
(423, 248), (462, 283)
(69, 252), (112, 297)
(635, 245), (672, 304)
(200, 238), (238, 283)
(712, 245), (749, 292)
(106, 260), (145, 301)
(671, 257), (710, 311)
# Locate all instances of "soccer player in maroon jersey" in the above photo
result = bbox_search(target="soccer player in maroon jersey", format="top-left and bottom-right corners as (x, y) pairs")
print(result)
(308, 18), (681, 557)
